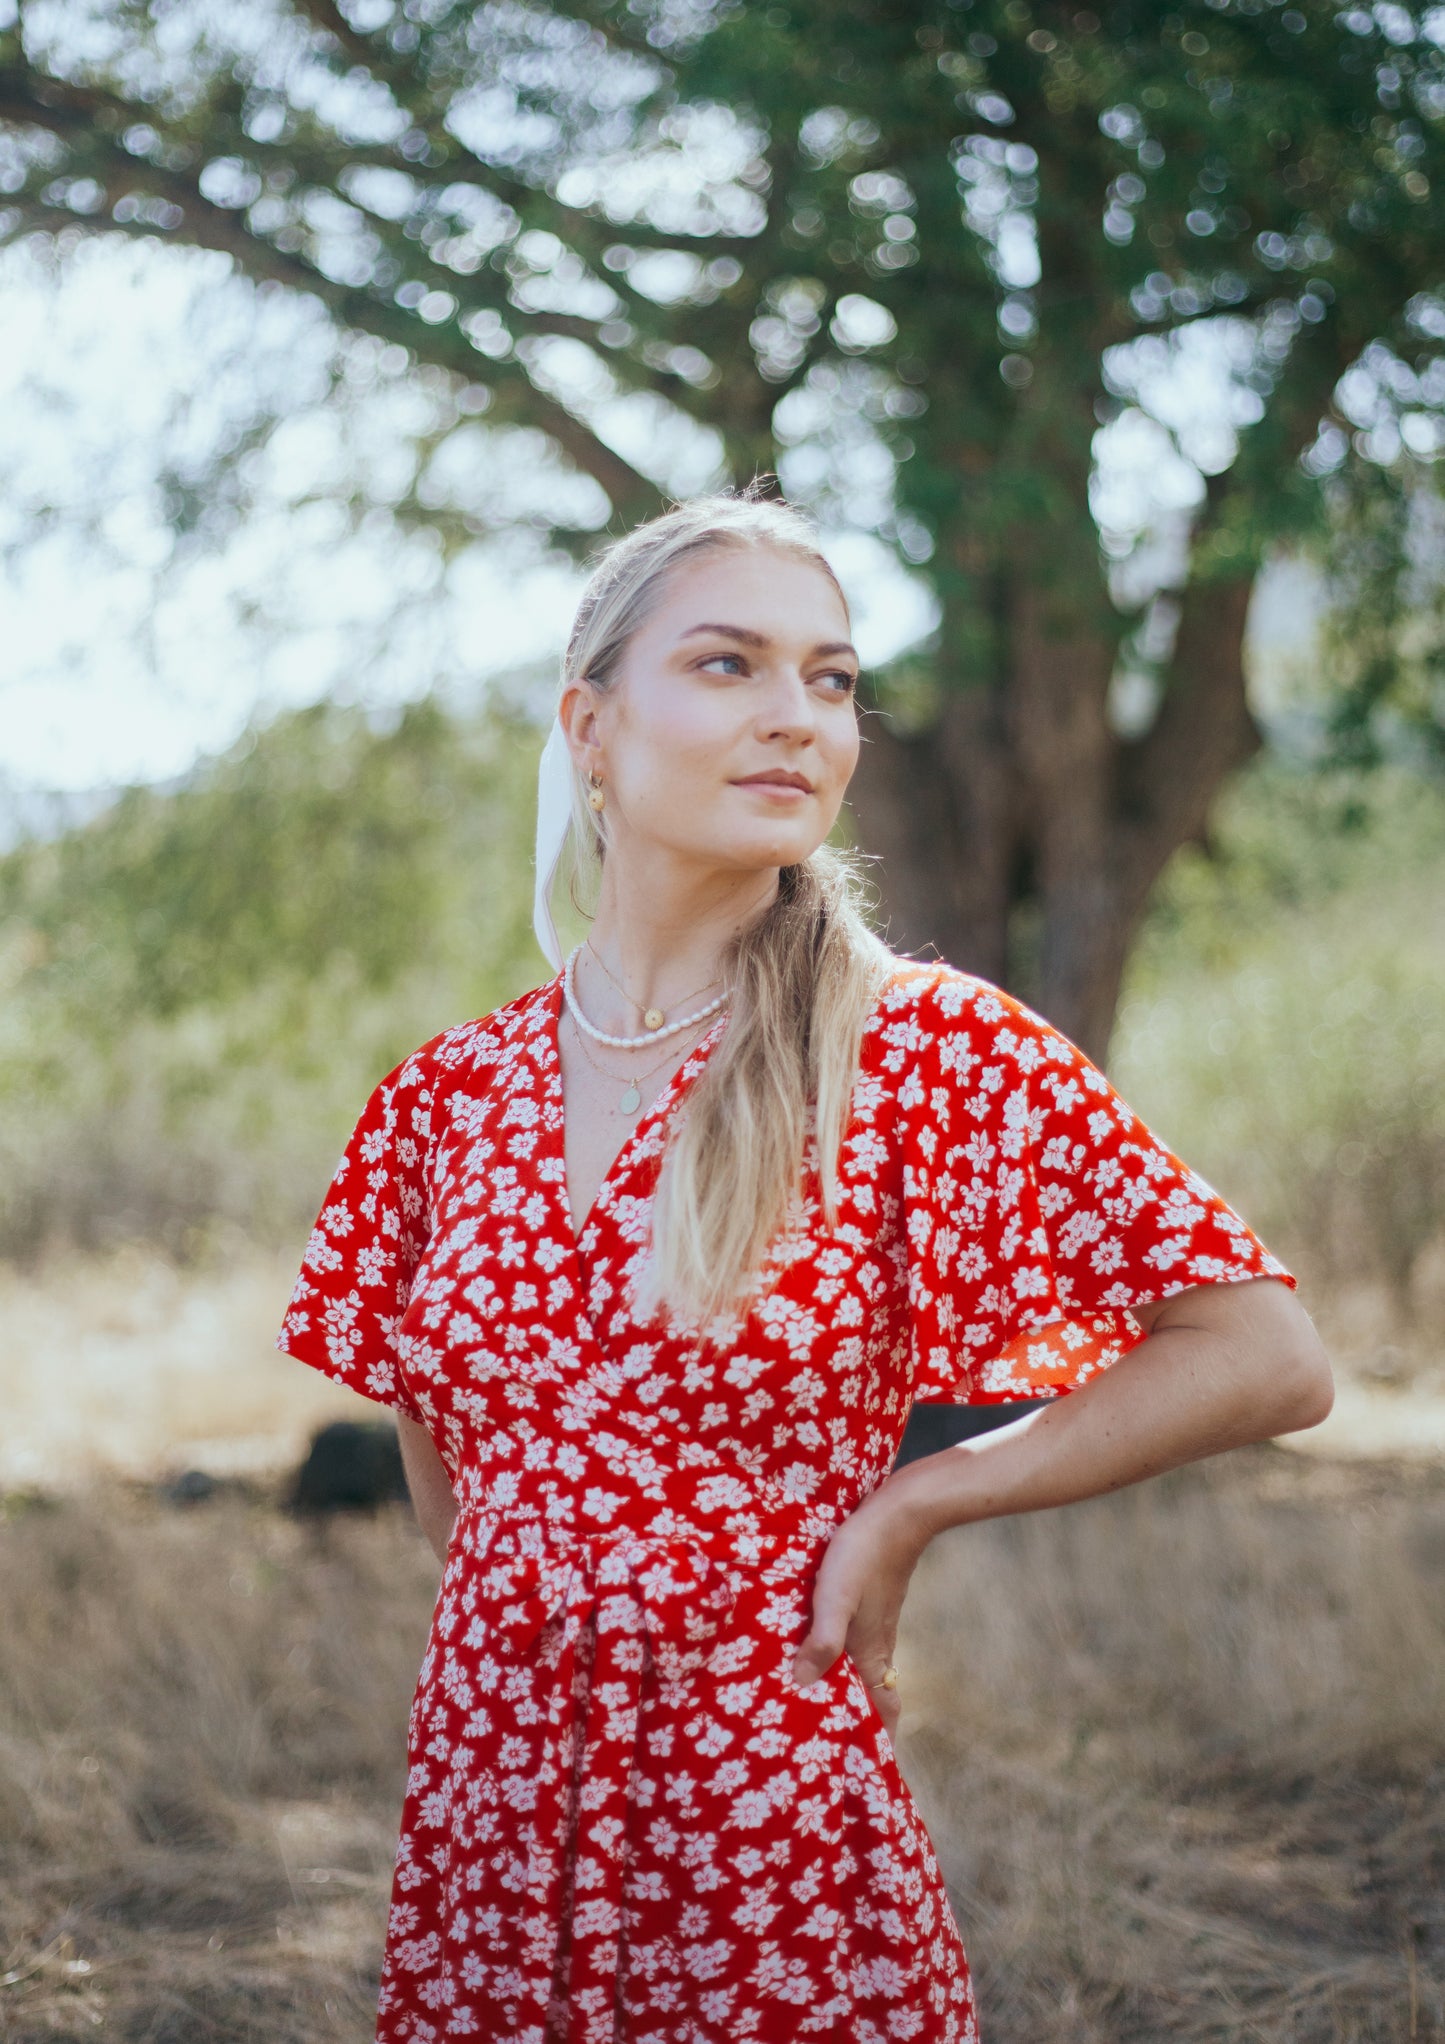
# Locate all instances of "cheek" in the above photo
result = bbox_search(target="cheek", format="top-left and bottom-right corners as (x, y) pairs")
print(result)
(617, 719), (727, 824)
(823, 714), (861, 788)
(624, 696), (736, 787)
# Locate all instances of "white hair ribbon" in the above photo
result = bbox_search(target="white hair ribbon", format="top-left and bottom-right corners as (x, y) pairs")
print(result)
(532, 714), (575, 973)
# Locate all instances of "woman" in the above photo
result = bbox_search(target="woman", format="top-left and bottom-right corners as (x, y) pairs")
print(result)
(277, 486), (1333, 2044)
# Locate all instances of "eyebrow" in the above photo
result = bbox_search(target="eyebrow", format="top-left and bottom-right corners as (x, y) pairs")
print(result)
(676, 622), (859, 661)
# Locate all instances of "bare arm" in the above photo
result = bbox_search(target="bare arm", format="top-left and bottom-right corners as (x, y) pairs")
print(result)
(893, 1275), (1331, 1533)
(396, 1412), (458, 1565)
(792, 1277), (1333, 1735)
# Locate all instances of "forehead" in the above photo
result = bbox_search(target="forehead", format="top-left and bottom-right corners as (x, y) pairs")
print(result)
(645, 545), (850, 640)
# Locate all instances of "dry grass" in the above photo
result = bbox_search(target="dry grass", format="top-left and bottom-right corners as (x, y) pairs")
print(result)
(0, 1491), (437, 2042)
(905, 1451), (1445, 2042)
(2, 1451), (1442, 2043)
(0, 1248), (382, 1490)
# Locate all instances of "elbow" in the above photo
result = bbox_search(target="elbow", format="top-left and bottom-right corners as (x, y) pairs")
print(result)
(1293, 1362), (1336, 1433)
(1235, 1283), (1335, 1437)
(1274, 1326), (1335, 1435)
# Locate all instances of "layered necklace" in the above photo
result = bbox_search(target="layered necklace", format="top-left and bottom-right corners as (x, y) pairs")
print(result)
(562, 941), (730, 1114)
(567, 1010), (712, 1116)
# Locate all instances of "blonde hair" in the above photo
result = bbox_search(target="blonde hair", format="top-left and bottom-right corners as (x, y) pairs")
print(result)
(557, 483), (897, 1324)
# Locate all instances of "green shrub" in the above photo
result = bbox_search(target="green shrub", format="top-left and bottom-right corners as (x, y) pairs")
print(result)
(1113, 762), (1445, 1310)
(0, 698), (547, 1260)
(3, 716), (1443, 1312)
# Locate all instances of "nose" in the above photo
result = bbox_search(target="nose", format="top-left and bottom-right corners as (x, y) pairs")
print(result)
(755, 663), (818, 745)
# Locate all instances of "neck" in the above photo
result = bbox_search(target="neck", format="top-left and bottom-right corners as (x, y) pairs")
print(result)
(578, 851), (779, 1030)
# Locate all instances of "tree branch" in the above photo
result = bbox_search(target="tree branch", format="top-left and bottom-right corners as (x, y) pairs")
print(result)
(289, 0), (383, 73)
(0, 64), (661, 519)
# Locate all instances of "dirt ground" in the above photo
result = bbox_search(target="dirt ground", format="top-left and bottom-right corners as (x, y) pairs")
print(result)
(1, 1445), (1442, 2043)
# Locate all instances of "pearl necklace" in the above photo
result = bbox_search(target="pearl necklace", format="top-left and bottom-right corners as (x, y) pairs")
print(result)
(585, 934), (723, 1035)
(563, 945), (729, 1050)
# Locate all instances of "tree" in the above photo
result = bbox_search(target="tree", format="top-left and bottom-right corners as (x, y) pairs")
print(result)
(3, 0), (1443, 1057)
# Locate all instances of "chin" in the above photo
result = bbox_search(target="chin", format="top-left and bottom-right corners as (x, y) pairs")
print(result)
(739, 831), (823, 870)
(666, 819), (829, 872)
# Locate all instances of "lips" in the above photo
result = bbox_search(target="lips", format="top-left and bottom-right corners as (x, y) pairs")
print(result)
(733, 771), (814, 793)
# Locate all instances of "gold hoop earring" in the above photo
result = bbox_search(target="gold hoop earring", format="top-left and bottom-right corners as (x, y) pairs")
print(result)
(587, 772), (605, 814)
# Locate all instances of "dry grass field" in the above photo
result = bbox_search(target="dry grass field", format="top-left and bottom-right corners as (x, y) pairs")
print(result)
(2, 1447), (1441, 2044)
(0, 1250), (379, 1492)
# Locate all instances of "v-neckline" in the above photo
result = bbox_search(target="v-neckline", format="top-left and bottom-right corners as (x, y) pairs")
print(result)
(543, 973), (730, 1247)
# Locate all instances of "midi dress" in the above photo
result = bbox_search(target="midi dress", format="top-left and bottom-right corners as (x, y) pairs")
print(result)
(276, 958), (1294, 2044)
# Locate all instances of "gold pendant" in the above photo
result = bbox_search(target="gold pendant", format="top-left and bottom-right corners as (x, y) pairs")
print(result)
(619, 1082), (642, 1114)
(643, 1007), (664, 1031)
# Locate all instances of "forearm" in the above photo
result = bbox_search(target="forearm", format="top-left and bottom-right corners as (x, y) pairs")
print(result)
(887, 1287), (1332, 1542)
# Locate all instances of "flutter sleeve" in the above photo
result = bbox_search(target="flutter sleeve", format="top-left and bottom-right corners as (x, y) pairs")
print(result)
(898, 966), (1296, 1404)
(274, 1043), (437, 1422)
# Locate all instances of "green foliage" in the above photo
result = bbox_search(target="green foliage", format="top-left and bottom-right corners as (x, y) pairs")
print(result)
(4, 0), (1445, 718)
(0, 698), (546, 1259)
(1122, 753), (1445, 957)
(3, 701), (1443, 1317)
(5, 699), (502, 1026)
(1114, 758), (1445, 1306)
(1316, 463), (1445, 766)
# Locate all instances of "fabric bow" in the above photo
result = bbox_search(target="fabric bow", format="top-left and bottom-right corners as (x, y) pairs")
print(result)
(480, 1523), (747, 1687)
(449, 1517), (753, 2041)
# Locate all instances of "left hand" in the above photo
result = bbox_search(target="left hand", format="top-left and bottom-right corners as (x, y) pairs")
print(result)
(790, 1479), (934, 1751)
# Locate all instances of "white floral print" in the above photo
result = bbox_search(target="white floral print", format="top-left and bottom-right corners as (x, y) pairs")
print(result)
(277, 961), (1292, 2043)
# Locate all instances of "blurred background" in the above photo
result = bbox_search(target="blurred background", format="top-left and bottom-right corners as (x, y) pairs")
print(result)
(1, 1), (1443, 2038)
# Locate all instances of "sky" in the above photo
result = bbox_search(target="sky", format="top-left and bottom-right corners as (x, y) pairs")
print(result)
(0, 235), (946, 809)
(0, 232), (1319, 828)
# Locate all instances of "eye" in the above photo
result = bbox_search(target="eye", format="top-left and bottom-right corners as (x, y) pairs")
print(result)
(698, 651), (748, 676)
(820, 668), (859, 695)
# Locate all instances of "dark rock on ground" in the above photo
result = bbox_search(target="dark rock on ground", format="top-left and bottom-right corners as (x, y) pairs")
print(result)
(287, 1419), (409, 1515)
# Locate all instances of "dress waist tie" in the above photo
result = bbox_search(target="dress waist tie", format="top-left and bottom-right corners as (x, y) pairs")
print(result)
(450, 1506), (827, 2044)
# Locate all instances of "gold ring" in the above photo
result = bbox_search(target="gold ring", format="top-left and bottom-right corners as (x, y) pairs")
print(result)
(877, 1666), (899, 1690)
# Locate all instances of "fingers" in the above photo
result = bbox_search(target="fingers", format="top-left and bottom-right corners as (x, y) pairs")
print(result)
(869, 1684), (901, 1731)
(791, 1622), (848, 1689)
(791, 1552), (859, 1688)
(792, 1628), (905, 1760)
(859, 1666), (902, 1756)
(790, 1511), (910, 1695)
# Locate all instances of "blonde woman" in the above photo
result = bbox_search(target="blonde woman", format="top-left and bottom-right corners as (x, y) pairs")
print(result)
(278, 485), (1332, 2043)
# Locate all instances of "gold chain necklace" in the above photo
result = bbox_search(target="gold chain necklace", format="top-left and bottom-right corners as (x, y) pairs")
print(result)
(566, 1008), (712, 1116)
(584, 935), (724, 1036)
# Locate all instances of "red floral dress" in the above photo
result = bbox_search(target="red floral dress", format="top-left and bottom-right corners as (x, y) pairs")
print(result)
(277, 960), (1293, 2044)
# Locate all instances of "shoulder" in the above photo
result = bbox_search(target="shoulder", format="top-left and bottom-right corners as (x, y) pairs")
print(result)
(376, 977), (558, 1102)
(864, 959), (1080, 1075)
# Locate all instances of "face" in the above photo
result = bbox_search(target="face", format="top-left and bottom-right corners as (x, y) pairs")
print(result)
(561, 545), (861, 879)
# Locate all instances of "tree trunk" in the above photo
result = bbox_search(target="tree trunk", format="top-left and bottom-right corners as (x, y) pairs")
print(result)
(847, 682), (1018, 988)
(847, 573), (1263, 1067)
